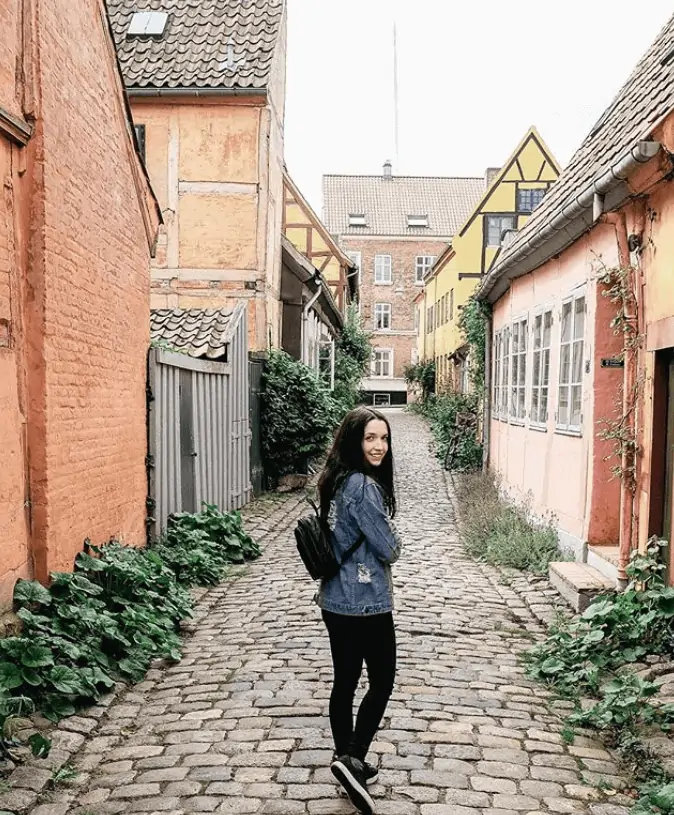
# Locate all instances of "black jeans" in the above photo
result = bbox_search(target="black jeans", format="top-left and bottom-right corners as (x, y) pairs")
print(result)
(322, 610), (396, 762)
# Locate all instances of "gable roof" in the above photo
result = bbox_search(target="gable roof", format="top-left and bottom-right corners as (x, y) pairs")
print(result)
(108, 0), (285, 92)
(150, 302), (245, 359)
(478, 13), (674, 303)
(322, 174), (485, 238)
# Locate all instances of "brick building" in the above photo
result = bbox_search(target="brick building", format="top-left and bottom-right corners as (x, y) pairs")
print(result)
(0, 0), (160, 606)
(323, 164), (486, 404)
(109, 0), (287, 352)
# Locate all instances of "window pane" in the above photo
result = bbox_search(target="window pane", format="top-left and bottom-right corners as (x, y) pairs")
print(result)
(542, 348), (550, 387)
(531, 388), (539, 421)
(532, 350), (541, 387)
(543, 311), (552, 347)
(518, 386), (525, 417)
(540, 387), (548, 422)
(574, 297), (585, 339)
(533, 315), (542, 350)
(572, 341), (583, 384)
(560, 344), (571, 385)
(518, 357), (526, 386)
(571, 385), (582, 426)
(561, 302), (572, 342)
(558, 386), (570, 426)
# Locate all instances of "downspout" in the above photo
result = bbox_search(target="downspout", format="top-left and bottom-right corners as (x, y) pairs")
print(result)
(600, 211), (637, 586)
(483, 311), (493, 471)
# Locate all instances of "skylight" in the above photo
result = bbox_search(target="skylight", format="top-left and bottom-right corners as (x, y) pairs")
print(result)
(407, 215), (429, 228)
(127, 11), (169, 38)
(349, 214), (367, 227)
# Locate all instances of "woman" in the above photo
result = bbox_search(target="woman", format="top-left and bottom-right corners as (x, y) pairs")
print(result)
(316, 406), (401, 815)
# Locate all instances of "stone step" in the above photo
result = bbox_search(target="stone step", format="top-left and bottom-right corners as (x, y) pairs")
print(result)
(587, 545), (620, 584)
(548, 561), (615, 613)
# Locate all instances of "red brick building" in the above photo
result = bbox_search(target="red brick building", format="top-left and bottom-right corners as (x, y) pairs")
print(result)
(323, 164), (486, 404)
(0, 0), (160, 606)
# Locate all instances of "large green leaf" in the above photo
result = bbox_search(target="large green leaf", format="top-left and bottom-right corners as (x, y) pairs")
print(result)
(27, 733), (52, 758)
(651, 783), (674, 811)
(20, 644), (54, 668)
(0, 661), (23, 689)
(13, 579), (52, 607)
(48, 666), (87, 695)
(581, 599), (615, 620)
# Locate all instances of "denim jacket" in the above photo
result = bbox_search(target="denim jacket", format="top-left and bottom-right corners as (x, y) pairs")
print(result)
(316, 472), (402, 616)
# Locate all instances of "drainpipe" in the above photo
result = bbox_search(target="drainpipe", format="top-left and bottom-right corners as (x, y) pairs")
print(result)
(483, 312), (493, 471)
(600, 211), (637, 586)
(302, 282), (322, 367)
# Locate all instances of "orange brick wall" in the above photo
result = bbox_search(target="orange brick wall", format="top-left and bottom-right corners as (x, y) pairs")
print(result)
(0, 0), (154, 602)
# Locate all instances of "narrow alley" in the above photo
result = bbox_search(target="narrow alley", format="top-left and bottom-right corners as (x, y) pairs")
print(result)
(40, 412), (628, 815)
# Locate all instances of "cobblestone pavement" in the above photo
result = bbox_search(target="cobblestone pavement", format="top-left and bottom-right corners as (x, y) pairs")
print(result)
(29, 411), (631, 815)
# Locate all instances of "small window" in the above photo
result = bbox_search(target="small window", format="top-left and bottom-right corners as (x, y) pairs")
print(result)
(487, 215), (517, 247)
(408, 215), (429, 228)
(374, 255), (392, 284)
(449, 289), (454, 321)
(373, 393), (391, 407)
(415, 255), (435, 284)
(349, 214), (367, 227)
(531, 310), (553, 424)
(318, 340), (335, 390)
(517, 188), (546, 213)
(127, 11), (169, 37)
(134, 123), (146, 163)
(500, 327), (510, 416)
(558, 294), (586, 431)
(372, 349), (393, 378)
(510, 317), (528, 420)
(374, 303), (392, 331)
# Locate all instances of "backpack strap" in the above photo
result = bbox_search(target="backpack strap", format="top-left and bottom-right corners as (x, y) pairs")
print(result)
(305, 497), (365, 568)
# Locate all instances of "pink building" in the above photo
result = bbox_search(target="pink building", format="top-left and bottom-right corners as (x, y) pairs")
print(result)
(478, 14), (674, 589)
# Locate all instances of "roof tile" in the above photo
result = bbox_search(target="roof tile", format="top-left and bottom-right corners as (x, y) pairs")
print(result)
(150, 307), (235, 359)
(108, 0), (285, 90)
(322, 175), (486, 238)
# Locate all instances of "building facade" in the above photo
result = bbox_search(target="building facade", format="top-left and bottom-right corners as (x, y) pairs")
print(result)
(109, 0), (287, 352)
(477, 14), (674, 586)
(418, 129), (560, 392)
(0, 0), (160, 606)
(323, 165), (484, 405)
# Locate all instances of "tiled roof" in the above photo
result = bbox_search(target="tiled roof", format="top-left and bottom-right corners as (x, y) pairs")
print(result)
(322, 175), (485, 238)
(150, 306), (237, 359)
(108, 0), (285, 90)
(486, 12), (674, 286)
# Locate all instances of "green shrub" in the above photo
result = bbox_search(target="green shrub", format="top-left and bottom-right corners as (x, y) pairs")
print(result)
(455, 471), (561, 573)
(419, 392), (483, 471)
(405, 360), (436, 399)
(166, 504), (260, 566)
(331, 305), (372, 420)
(261, 350), (335, 478)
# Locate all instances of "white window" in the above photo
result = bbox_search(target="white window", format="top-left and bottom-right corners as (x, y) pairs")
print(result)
(374, 303), (392, 330)
(318, 340), (335, 391)
(487, 215), (517, 247)
(510, 317), (528, 420)
(408, 215), (429, 228)
(346, 251), (362, 302)
(531, 310), (553, 425)
(375, 255), (392, 284)
(128, 10), (169, 36)
(492, 331), (502, 418)
(558, 294), (586, 431)
(500, 327), (510, 416)
(349, 214), (367, 227)
(415, 256), (435, 284)
(372, 349), (393, 378)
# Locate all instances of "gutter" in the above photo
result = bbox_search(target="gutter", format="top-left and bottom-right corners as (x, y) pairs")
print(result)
(478, 140), (662, 303)
(127, 87), (268, 98)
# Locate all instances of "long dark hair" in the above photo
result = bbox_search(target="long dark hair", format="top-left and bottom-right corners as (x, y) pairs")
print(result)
(318, 406), (396, 519)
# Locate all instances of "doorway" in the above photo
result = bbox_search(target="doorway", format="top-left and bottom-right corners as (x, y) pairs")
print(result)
(652, 349), (674, 583)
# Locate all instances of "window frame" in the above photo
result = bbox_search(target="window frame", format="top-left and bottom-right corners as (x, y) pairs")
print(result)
(349, 214), (367, 227)
(408, 215), (429, 228)
(529, 307), (553, 429)
(372, 348), (394, 378)
(509, 315), (528, 422)
(492, 330), (502, 419)
(556, 289), (586, 434)
(499, 326), (510, 418)
(486, 215), (517, 247)
(415, 255), (435, 285)
(374, 302), (392, 331)
(374, 254), (393, 285)
(517, 187), (546, 213)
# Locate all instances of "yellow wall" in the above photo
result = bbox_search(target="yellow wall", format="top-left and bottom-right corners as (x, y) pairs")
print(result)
(420, 128), (560, 388)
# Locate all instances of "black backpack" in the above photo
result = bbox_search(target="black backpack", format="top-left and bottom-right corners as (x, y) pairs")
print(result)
(294, 497), (364, 581)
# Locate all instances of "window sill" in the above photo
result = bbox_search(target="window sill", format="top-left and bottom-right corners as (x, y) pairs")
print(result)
(508, 418), (526, 427)
(555, 426), (582, 438)
(414, 280), (424, 286)
(374, 281), (393, 286)
(529, 422), (548, 433)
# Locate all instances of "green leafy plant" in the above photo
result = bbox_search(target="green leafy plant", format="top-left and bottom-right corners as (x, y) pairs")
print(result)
(0, 690), (51, 761)
(457, 296), (490, 393)
(632, 782), (674, 815)
(261, 349), (335, 479)
(416, 392), (483, 472)
(405, 360), (436, 400)
(330, 305), (373, 420)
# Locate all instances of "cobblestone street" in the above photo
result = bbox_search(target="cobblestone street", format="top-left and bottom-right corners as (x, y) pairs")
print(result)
(31, 411), (629, 815)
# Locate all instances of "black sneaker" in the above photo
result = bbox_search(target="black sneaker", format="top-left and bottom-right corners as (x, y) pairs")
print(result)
(362, 761), (379, 786)
(331, 755), (376, 815)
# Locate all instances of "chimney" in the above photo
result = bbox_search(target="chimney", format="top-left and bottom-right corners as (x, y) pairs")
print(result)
(383, 160), (392, 179)
(485, 167), (500, 188)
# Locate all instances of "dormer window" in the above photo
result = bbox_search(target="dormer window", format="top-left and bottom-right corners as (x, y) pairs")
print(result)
(349, 214), (367, 227)
(127, 11), (169, 38)
(407, 215), (429, 228)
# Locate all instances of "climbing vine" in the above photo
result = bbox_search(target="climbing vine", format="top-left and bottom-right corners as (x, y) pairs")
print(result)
(596, 261), (644, 492)
(457, 295), (491, 394)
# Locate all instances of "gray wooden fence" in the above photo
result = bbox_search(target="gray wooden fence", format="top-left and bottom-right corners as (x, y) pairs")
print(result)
(147, 308), (251, 537)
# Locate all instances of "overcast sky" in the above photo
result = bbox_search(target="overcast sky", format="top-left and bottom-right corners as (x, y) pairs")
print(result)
(284, 0), (673, 215)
